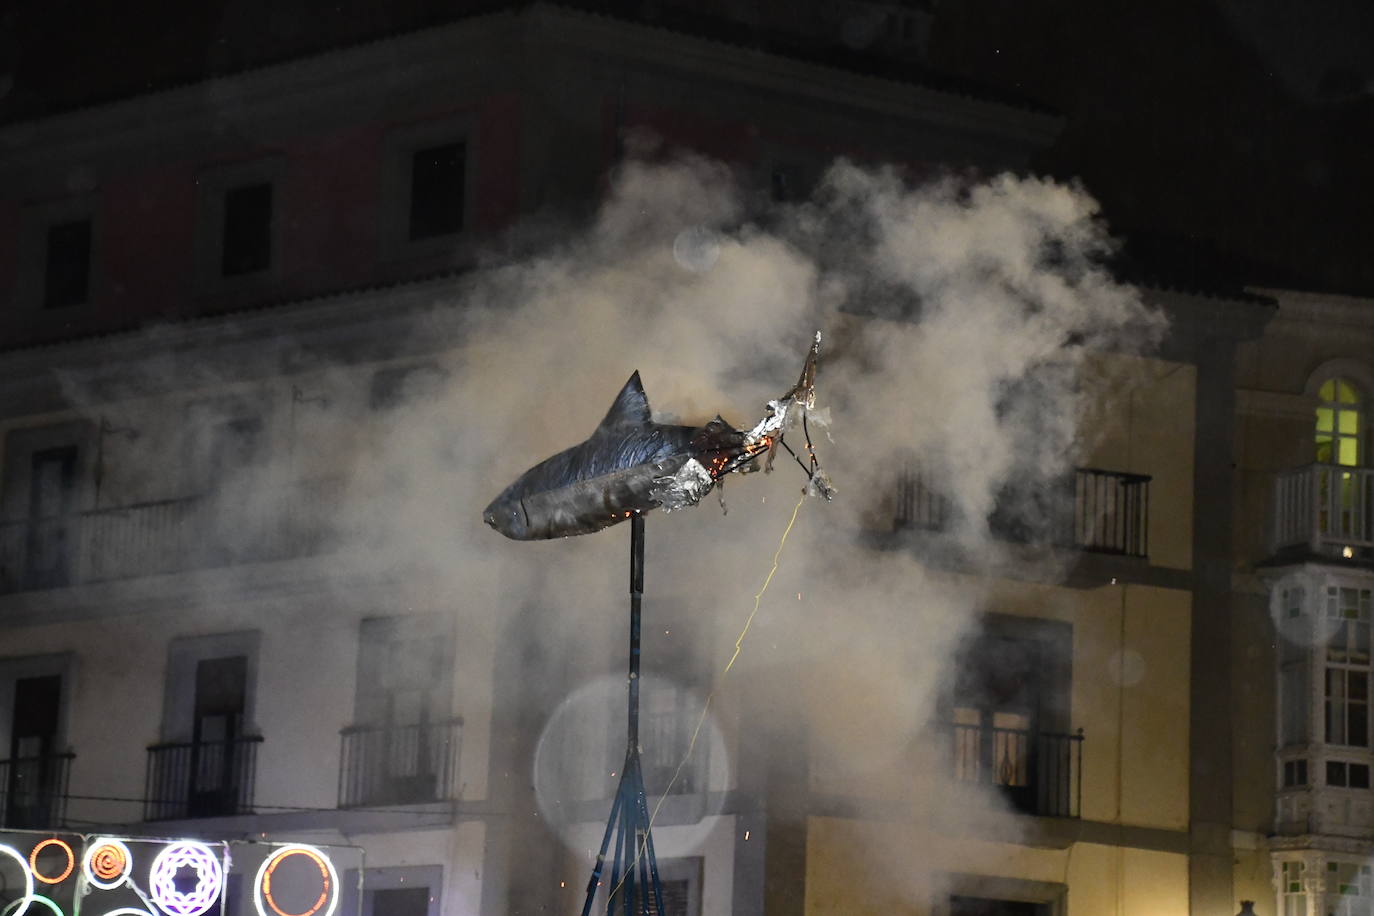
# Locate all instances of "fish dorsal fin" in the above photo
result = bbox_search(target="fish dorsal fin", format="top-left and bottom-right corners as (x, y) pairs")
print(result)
(595, 371), (653, 432)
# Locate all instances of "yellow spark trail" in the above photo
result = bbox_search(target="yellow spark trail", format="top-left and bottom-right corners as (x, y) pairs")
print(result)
(603, 492), (806, 911)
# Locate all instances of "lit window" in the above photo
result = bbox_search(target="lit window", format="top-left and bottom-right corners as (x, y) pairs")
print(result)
(1316, 378), (1362, 467)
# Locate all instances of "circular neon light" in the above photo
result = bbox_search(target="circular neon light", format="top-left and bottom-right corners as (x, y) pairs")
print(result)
(0, 842), (36, 916)
(29, 840), (74, 885)
(253, 846), (338, 916)
(83, 839), (131, 890)
(2, 895), (62, 916)
(98, 910), (154, 916)
(149, 843), (223, 916)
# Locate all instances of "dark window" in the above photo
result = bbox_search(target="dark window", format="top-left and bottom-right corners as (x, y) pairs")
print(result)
(951, 617), (1076, 817)
(221, 183), (273, 276)
(408, 143), (465, 241)
(189, 655), (247, 817)
(43, 220), (91, 309)
(1283, 759), (1308, 787)
(4, 674), (63, 829)
(1328, 761), (1371, 788)
(950, 897), (1050, 916)
(370, 887), (429, 916)
(26, 446), (78, 588)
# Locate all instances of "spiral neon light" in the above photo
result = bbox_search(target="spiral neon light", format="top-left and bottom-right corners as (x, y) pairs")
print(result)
(83, 839), (131, 890)
(253, 846), (338, 916)
(149, 843), (223, 916)
(28, 840), (74, 885)
(2, 895), (62, 916)
(0, 842), (36, 916)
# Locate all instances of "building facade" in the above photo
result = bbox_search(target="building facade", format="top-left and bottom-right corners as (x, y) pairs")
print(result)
(0, 4), (1322, 915)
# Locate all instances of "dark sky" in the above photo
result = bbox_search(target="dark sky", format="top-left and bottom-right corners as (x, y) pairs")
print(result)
(2, 0), (1372, 294)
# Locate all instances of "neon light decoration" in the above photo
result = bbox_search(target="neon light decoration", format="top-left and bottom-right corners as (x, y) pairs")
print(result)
(0, 842), (36, 916)
(2, 895), (62, 916)
(149, 843), (223, 916)
(253, 846), (339, 916)
(83, 839), (131, 890)
(97, 909), (154, 916)
(29, 839), (75, 885)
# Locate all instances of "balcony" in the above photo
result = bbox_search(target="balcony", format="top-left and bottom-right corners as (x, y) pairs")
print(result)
(0, 478), (341, 595)
(338, 718), (462, 808)
(1272, 464), (1374, 560)
(952, 723), (1083, 818)
(144, 735), (263, 820)
(896, 467), (1151, 558)
(0, 752), (74, 829)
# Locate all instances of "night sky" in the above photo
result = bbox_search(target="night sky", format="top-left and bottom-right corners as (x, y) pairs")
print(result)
(3, 0), (1372, 294)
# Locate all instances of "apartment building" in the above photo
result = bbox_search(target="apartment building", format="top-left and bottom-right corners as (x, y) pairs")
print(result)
(0, 4), (1310, 915)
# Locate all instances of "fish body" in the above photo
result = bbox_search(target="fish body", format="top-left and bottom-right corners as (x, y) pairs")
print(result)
(483, 372), (745, 539)
(484, 332), (831, 540)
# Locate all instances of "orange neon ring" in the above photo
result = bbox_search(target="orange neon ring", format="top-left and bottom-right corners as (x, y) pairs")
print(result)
(90, 843), (128, 882)
(262, 848), (331, 916)
(29, 839), (74, 884)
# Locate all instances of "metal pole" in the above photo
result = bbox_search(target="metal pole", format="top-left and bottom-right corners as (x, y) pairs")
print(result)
(628, 512), (644, 752)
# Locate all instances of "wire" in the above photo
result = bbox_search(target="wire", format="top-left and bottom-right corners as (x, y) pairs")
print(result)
(603, 491), (807, 910)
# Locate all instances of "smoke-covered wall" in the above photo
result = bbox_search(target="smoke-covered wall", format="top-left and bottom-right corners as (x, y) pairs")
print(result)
(45, 153), (1164, 908)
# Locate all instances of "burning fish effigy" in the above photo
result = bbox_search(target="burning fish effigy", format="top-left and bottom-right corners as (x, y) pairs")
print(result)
(483, 333), (833, 539)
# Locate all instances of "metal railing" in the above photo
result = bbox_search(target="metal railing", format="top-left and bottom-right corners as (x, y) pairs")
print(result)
(0, 752), (74, 829)
(895, 467), (1150, 558)
(338, 718), (462, 808)
(144, 735), (263, 821)
(1273, 464), (1374, 558)
(951, 723), (1083, 818)
(0, 478), (342, 594)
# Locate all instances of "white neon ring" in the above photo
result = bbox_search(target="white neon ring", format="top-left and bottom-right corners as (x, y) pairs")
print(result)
(83, 839), (132, 890)
(149, 843), (223, 916)
(0, 843), (36, 916)
(98, 909), (154, 916)
(252, 845), (339, 916)
(2, 895), (62, 916)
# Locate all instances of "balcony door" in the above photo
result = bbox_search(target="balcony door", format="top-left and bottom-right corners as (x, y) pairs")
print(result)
(26, 446), (77, 588)
(953, 634), (1043, 813)
(950, 897), (1050, 916)
(5, 674), (61, 828)
(189, 656), (246, 818)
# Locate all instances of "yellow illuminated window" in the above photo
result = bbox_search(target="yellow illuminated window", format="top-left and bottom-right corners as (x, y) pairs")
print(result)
(1317, 378), (1363, 467)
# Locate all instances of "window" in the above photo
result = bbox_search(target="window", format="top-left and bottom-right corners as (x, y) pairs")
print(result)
(356, 866), (441, 916)
(1325, 587), (1373, 746)
(381, 117), (476, 259)
(1279, 861), (1307, 916)
(1280, 587), (1311, 746)
(194, 158), (284, 290)
(949, 898), (1050, 916)
(1326, 861), (1374, 916)
(220, 183), (273, 276)
(407, 143), (465, 241)
(640, 611), (708, 798)
(951, 616), (1075, 817)
(43, 219), (92, 309)
(1317, 378), (1363, 467)
(341, 616), (458, 807)
(1283, 758), (1308, 787)
(0, 654), (73, 830)
(149, 632), (261, 820)
(1327, 760), (1371, 788)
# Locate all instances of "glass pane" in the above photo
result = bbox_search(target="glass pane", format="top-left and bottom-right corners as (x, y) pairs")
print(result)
(1339, 409), (1360, 435)
(1322, 379), (1336, 401)
(1319, 407), (1335, 432)
(1339, 437), (1359, 466)
(1339, 379), (1359, 404)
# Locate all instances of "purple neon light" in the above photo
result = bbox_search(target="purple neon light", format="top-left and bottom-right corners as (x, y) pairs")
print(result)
(148, 843), (223, 916)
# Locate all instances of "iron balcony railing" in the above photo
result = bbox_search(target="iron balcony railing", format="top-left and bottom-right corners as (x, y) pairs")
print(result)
(952, 723), (1083, 818)
(895, 467), (1150, 558)
(1273, 464), (1374, 559)
(338, 718), (462, 808)
(144, 735), (263, 821)
(0, 752), (74, 829)
(0, 478), (342, 595)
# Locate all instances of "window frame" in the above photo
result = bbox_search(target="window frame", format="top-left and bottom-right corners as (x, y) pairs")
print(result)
(160, 632), (261, 744)
(193, 157), (286, 293)
(12, 194), (101, 313)
(349, 865), (442, 916)
(379, 115), (478, 262)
